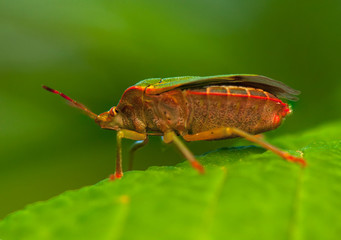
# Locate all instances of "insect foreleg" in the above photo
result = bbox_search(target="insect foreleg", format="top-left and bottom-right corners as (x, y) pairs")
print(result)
(128, 138), (149, 171)
(183, 127), (306, 167)
(163, 131), (204, 174)
(110, 130), (147, 181)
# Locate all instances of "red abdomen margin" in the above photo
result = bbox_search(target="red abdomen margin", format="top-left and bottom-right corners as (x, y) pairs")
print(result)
(183, 86), (290, 136)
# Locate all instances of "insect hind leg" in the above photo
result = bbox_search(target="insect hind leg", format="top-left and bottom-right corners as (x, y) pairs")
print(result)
(183, 127), (306, 167)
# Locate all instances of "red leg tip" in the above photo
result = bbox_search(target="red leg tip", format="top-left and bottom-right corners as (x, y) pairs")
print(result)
(109, 174), (116, 181)
(108, 172), (123, 181)
(191, 161), (205, 174)
(286, 155), (307, 168)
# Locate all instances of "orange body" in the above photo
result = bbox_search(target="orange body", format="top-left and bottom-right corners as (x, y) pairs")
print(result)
(112, 85), (290, 139)
(43, 74), (306, 179)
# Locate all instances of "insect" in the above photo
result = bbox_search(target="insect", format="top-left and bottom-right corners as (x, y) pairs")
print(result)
(43, 74), (306, 180)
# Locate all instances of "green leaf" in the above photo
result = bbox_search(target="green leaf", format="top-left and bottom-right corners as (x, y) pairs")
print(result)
(1, 122), (341, 240)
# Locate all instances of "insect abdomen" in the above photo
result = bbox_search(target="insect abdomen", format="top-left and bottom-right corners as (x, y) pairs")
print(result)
(184, 86), (289, 136)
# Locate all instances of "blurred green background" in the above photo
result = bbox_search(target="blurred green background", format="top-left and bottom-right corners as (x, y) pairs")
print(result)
(1, 0), (340, 219)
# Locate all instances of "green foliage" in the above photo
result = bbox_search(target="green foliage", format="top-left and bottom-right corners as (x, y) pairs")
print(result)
(1, 0), (341, 218)
(1, 122), (340, 240)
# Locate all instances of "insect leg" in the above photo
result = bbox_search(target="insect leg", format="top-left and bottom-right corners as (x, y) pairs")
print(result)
(183, 127), (306, 167)
(128, 138), (149, 171)
(228, 127), (306, 167)
(110, 130), (147, 181)
(163, 131), (204, 174)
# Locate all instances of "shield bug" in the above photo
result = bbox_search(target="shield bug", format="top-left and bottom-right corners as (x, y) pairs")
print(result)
(43, 74), (306, 180)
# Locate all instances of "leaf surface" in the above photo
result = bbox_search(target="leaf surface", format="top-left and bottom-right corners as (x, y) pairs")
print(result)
(0, 122), (340, 240)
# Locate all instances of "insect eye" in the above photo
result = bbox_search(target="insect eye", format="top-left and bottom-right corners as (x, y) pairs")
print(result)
(109, 107), (118, 116)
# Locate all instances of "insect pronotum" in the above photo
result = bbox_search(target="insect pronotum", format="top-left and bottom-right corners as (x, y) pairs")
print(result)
(43, 74), (306, 180)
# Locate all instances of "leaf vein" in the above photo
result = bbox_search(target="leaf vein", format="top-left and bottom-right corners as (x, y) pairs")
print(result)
(288, 168), (305, 240)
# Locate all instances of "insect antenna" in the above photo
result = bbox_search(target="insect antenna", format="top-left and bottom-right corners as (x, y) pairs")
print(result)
(42, 85), (97, 119)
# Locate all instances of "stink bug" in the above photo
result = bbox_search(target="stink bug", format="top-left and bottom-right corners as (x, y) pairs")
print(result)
(43, 74), (306, 180)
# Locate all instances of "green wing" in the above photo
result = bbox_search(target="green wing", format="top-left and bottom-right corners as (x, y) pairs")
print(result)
(135, 74), (300, 101)
(134, 76), (199, 88)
